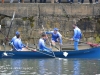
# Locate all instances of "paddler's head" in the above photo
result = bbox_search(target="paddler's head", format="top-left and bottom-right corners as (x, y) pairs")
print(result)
(53, 28), (58, 34)
(73, 24), (77, 29)
(41, 32), (47, 40)
(15, 31), (20, 38)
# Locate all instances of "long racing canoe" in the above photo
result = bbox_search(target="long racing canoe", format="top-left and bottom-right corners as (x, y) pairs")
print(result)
(0, 46), (100, 59)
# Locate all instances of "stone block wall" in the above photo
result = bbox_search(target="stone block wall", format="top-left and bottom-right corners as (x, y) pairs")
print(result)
(0, 3), (100, 46)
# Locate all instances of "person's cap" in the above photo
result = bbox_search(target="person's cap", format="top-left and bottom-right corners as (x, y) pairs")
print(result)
(53, 28), (58, 31)
(15, 31), (20, 35)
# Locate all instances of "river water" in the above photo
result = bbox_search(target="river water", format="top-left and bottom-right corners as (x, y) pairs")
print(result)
(0, 45), (100, 75)
(0, 58), (100, 75)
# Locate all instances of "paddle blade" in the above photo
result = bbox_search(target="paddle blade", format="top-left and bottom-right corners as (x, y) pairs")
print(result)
(0, 25), (1, 30)
(11, 11), (15, 20)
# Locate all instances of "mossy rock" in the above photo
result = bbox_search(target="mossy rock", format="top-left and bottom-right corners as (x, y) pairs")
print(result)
(95, 36), (100, 43)
(30, 22), (34, 28)
(22, 17), (28, 21)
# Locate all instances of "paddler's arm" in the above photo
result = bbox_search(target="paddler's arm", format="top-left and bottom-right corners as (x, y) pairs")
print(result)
(42, 41), (51, 51)
(72, 29), (77, 40)
(70, 29), (77, 41)
(45, 31), (53, 34)
(59, 36), (63, 45)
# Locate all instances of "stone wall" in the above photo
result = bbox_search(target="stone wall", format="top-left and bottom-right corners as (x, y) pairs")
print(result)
(0, 3), (100, 17)
(0, 3), (100, 45)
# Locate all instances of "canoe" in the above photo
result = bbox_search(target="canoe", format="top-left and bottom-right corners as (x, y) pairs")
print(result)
(0, 47), (100, 59)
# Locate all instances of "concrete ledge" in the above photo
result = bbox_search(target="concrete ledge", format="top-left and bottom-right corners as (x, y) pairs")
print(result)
(0, 3), (100, 17)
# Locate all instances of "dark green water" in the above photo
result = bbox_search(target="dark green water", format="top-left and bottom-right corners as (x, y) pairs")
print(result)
(0, 58), (100, 75)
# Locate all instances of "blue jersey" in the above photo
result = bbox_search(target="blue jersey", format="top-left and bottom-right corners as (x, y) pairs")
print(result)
(38, 38), (51, 51)
(46, 31), (62, 44)
(10, 36), (17, 45)
(13, 38), (24, 51)
(73, 27), (82, 41)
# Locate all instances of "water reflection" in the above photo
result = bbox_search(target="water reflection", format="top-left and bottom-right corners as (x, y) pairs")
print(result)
(11, 59), (22, 75)
(38, 59), (62, 75)
(73, 60), (80, 75)
(38, 59), (46, 75)
(0, 58), (100, 75)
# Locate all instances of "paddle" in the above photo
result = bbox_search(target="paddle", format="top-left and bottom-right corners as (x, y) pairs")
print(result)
(51, 44), (60, 51)
(28, 47), (68, 59)
(79, 41), (100, 47)
(27, 40), (58, 58)
(26, 42), (58, 58)
(42, 25), (51, 48)
(2, 42), (8, 56)
(29, 47), (57, 57)
(68, 37), (100, 47)
(5, 11), (15, 44)
(26, 41), (68, 59)
(2, 11), (15, 56)
(63, 37), (100, 47)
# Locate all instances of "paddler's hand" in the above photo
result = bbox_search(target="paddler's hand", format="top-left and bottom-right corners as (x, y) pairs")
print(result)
(46, 35), (48, 39)
(32, 49), (37, 51)
(26, 46), (29, 49)
(5, 37), (9, 41)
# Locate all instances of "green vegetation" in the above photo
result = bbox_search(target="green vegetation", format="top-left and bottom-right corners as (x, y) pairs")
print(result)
(22, 16), (35, 28)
